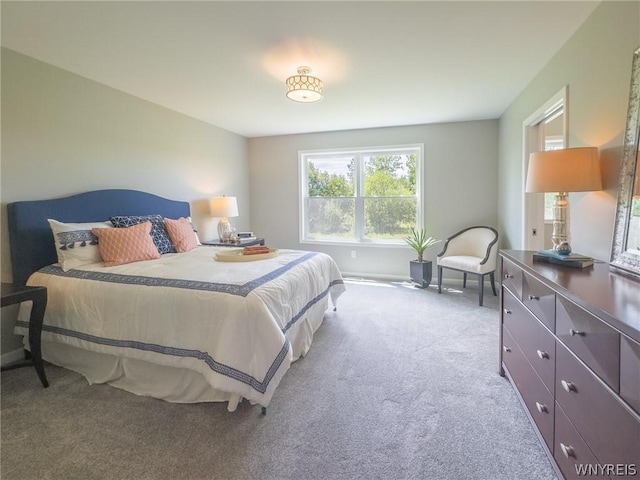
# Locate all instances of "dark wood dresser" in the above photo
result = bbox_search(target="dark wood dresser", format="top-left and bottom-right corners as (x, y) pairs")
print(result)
(499, 250), (640, 479)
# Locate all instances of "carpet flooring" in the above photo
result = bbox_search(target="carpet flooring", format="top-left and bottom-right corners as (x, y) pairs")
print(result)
(1, 279), (558, 480)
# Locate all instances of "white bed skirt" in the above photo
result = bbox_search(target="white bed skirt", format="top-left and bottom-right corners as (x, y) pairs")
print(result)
(23, 294), (332, 411)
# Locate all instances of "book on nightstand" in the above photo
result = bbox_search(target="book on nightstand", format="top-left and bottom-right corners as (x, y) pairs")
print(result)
(533, 249), (594, 269)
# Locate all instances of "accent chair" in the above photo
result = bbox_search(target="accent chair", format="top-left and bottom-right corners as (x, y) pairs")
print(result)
(436, 226), (499, 306)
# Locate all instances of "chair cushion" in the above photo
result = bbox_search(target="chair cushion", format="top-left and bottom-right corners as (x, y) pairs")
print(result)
(438, 255), (495, 274)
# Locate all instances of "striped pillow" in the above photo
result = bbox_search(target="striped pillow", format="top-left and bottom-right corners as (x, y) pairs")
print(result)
(48, 219), (112, 271)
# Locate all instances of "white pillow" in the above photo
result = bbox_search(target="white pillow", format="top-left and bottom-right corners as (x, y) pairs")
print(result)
(186, 216), (202, 246)
(48, 219), (113, 271)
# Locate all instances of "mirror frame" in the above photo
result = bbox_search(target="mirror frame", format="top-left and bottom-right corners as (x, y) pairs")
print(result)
(611, 46), (640, 279)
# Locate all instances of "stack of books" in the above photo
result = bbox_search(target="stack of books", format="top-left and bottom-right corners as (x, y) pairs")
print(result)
(236, 232), (256, 242)
(533, 250), (594, 269)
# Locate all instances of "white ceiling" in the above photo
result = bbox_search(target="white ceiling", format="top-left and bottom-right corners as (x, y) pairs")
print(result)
(1, 1), (600, 138)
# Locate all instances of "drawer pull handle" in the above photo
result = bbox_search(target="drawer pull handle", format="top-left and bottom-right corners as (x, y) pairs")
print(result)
(535, 402), (548, 414)
(560, 443), (575, 459)
(561, 380), (577, 393)
(504, 274), (513, 279)
(536, 350), (549, 360)
(569, 328), (585, 337)
(503, 346), (512, 353)
(528, 294), (540, 300)
(503, 309), (512, 315)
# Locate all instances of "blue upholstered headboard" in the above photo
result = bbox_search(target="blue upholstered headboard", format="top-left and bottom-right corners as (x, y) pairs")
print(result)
(7, 189), (191, 286)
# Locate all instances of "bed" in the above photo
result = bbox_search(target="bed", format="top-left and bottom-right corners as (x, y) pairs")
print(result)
(7, 189), (345, 411)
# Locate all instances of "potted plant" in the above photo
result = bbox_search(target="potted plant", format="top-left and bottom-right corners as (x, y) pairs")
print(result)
(405, 228), (440, 288)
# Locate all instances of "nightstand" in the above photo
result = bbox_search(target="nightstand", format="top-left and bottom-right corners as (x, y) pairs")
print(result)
(1, 283), (49, 387)
(202, 238), (265, 247)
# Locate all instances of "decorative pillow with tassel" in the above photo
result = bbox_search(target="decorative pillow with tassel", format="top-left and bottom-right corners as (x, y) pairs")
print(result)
(48, 219), (112, 271)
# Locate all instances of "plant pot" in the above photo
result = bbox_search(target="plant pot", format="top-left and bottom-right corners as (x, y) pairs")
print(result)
(410, 260), (433, 288)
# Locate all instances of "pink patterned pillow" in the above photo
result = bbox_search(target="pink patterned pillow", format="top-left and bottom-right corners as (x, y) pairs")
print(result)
(92, 221), (161, 267)
(164, 217), (198, 253)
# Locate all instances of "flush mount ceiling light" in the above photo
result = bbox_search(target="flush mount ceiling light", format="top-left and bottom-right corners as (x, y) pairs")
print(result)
(286, 66), (323, 103)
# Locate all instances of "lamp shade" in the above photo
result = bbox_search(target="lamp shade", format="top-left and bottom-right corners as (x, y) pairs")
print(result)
(210, 196), (239, 218)
(525, 147), (602, 193)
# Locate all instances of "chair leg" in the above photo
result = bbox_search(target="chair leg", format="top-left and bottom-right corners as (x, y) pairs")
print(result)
(478, 274), (484, 306)
(438, 266), (443, 293)
(463, 272), (467, 288)
(490, 271), (497, 296)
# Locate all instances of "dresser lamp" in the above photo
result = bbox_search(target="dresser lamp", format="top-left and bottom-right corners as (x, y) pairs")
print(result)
(525, 147), (602, 255)
(210, 196), (239, 242)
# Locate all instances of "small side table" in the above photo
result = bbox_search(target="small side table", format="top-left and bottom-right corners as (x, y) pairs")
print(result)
(202, 238), (265, 247)
(1, 283), (49, 388)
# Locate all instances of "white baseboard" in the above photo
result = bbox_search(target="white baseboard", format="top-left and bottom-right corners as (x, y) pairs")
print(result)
(340, 271), (489, 287)
(341, 271), (408, 282)
(1, 348), (25, 367)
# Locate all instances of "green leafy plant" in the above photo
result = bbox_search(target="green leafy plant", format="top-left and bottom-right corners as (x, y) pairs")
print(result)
(405, 228), (440, 263)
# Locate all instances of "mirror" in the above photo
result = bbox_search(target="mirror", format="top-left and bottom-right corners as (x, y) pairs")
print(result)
(611, 46), (640, 278)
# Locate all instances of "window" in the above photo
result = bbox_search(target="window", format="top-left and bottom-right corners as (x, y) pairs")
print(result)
(543, 136), (564, 221)
(523, 85), (567, 251)
(540, 107), (565, 221)
(299, 144), (423, 245)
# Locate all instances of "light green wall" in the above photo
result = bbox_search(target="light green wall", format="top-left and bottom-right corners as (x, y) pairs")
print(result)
(0, 48), (250, 358)
(248, 120), (499, 278)
(498, 1), (640, 260)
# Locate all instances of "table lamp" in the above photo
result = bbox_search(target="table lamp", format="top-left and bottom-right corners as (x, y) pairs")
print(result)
(525, 147), (602, 255)
(210, 196), (239, 242)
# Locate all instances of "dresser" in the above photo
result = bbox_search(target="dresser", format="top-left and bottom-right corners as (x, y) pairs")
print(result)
(499, 250), (640, 479)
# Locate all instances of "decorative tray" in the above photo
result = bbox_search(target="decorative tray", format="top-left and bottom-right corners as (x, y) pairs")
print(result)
(214, 248), (279, 262)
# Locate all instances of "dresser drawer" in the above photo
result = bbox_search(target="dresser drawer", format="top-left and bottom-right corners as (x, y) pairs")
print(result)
(556, 343), (640, 468)
(502, 328), (554, 450)
(522, 272), (555, 331)
(620, 334), (640, 414)
(501, 258), (523, 299)
(554, 402), (607, 480)
(503, 289), (555, 393)
(556, 295), (620, 391)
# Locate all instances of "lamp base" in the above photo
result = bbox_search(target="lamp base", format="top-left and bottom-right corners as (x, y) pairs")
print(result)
(554, 242), (572, 256)
(217, 218), (235, 242)
(551, 192), (571, 255)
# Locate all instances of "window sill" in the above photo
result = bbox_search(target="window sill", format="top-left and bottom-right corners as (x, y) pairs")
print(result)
(300, 239), (409, 248)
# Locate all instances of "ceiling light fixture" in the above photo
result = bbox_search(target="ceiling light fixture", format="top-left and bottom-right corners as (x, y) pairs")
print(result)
(286, 66), (323, 103)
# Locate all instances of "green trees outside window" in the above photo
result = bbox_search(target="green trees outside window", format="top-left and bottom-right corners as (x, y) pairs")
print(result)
(302, 146), (422, 243)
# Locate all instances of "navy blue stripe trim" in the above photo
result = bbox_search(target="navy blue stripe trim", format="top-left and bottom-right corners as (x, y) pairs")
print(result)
(16, 319), (290, 394)
(282, 279), (344, 333)
(24, 254), (341, 393)
(37, 252), (319, 297)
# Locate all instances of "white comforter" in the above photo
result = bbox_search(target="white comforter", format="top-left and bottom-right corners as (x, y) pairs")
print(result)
(15, 247), (345, 407)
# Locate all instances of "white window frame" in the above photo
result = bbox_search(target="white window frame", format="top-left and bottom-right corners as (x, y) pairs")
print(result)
(522, 86), (568, 251)
(298, 143), (424, 247)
